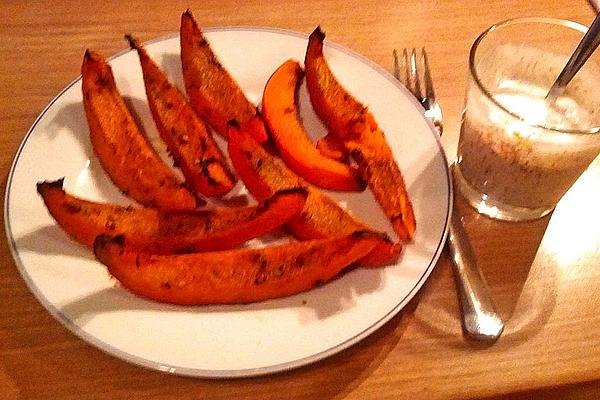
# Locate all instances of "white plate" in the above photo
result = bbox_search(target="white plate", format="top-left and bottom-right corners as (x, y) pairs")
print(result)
(4, 27), (451, 377)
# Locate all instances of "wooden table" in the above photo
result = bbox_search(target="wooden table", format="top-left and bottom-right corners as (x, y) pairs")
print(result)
(2, 1), (600, 398)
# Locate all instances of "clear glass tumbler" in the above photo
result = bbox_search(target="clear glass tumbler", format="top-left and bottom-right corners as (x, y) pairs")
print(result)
(455, 17), (600, 221)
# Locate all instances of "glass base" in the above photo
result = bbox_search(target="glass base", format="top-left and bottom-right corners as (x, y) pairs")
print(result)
(453, 165), (554, 222)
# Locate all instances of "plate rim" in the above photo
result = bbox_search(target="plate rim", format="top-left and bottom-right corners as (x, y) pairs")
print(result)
(3, 26), (453, 378)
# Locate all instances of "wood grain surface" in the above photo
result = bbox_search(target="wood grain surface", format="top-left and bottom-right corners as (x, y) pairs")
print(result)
(1, 1), (600, 399)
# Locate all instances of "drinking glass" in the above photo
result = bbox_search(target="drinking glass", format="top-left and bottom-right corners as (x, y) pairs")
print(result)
(455, 17), (600, 221)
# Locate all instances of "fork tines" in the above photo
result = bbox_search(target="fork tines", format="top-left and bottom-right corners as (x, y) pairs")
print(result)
(393, 47), (443, 135)
(393, 48), (435, 110)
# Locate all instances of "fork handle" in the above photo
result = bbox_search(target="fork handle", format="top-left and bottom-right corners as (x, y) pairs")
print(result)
(447, 205), (504, 341)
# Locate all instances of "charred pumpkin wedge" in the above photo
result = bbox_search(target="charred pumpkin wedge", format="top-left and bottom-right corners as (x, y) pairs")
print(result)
(227, 121), (401, 267)
(126, 35), (236, 198)
(262, 59), (364, 191)
(316, 133), (349, 162)
(180, 10), (268, 143)
(94, 231), (381, 305)
(38, 178), (307, 254)
(81, 50), (200, 210)
(305, 27), (416, 240)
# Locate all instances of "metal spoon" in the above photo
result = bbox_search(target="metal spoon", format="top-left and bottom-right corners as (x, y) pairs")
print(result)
(546, 12), (600, 100)
(447, 199), (504, 341)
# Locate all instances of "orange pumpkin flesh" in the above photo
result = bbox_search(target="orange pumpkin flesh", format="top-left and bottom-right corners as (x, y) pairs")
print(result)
(94, 231), (380, 305)
(81, 50), (200, 210)
(127, 35), (236, 198)
(262, 59), (364, 191)
(227, 121), (401, 267)
(38, 178), (307, 254)
(304, 27), (416, 240)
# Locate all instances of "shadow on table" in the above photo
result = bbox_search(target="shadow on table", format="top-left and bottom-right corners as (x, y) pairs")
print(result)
(477, 378), (600, 400)
(409, 188), (557, 349)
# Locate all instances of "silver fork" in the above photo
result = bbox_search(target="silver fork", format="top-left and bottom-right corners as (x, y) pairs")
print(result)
(393, 49), (443, 135)
(393, 48), (504, 342)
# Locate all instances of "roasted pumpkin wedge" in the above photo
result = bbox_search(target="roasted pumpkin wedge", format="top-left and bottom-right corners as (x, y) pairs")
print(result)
(305, 27), (416, 240)
(126, 35), (236, 198)
(227, 121), (401, 267)
(262, 59), (364, 191)
(81, 50), (200, 210)
(94, 231), (380, 305)
(180, 10), (268, 143)
(316, 133), (349, 162)
(37, 178), (307, 254)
